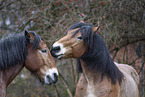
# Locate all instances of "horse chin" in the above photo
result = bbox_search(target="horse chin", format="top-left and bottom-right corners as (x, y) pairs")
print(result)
(57, 55), (62, 59)
(43, 81), (52, 85)
(40, 77), (54, 85)
(43, 76), (58, 85)
(40, 78), (52, 85)
(57, 54), (70, 59)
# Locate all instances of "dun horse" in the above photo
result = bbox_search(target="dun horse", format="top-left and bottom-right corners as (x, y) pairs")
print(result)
(50, 22), (139, 97)
(0, 31), (58, 97)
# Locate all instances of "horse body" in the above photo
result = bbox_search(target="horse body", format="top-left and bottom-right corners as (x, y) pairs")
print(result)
(75, 61), (139, 97)
(0, 31), (58, 97)
(75, 59), (120, 97)
(0, 64), (24, 97)
(116, 62), (139, 97)
(0, 64), (24, 87)
(50, 22), (139, 97)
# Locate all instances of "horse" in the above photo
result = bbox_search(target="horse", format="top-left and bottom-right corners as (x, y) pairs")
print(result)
(0, 31), (58, 97)
(50, 22), (139, 97)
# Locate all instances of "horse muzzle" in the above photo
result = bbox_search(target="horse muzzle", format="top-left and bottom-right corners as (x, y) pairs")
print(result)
(41, 68), (59, 85)
(50, 45), (64, 59)
(44, 73), (58, 85)
(50, 42), (67, 59)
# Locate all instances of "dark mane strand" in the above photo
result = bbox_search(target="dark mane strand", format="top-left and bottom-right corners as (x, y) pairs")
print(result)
(76, 59), (82, 73)
(70, 23), (124, 85)
(0, 31), (41, 70)
(29, 31), (42, 50)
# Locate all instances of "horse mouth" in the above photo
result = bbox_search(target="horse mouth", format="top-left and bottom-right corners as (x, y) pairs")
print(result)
(51, 53), (63, 59)
(57, 54), (63, 59)
(41, 75), (58, 85)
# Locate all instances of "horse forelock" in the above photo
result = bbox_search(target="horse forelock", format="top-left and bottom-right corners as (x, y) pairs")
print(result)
(70, 22), (124, 85)
(68, 23), (94, 48)
(0, 32), (41, 70)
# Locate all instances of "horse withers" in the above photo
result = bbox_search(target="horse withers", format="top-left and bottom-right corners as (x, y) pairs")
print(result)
(0, 31), (58, 97)
(50, 22), (139, 97)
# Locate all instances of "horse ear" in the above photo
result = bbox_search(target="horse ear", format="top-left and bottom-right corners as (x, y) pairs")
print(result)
(93, 26), (100, 34)
(25, 30), (34, 43)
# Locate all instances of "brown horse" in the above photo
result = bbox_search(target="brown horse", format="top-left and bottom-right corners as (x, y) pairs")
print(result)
(0, 31), (58, 97)
(50, 22), (139, 97)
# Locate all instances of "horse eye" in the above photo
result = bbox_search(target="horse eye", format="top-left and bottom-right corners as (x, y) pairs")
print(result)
(41, 49), (47, 53)
(77, 36), (82, 40)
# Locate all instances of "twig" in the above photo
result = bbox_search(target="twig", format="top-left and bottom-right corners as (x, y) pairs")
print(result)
(110, 38), (145, 53)
(112, 48), (119, 60)
(53, 84), (59, 97)
(138, 60), (144, 74)
(70, 59), (75, 86)
(59, 73), (73, 97)
(128, 57), (140, 65)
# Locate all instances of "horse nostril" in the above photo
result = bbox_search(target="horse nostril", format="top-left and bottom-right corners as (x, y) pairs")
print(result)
(50, 46), (61, 58)
(46, 74), (58, 84)
(52, 46), (60, 52)
(54, 73), (58, 78)
(54, 46), (60, 51)
(46, 75), (51, 79)
(53, 73), (58, 83)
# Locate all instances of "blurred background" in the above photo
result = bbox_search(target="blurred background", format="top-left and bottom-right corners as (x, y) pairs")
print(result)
(0, 0), (144, 97)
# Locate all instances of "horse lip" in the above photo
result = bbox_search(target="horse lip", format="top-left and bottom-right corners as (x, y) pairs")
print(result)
(57, 55), (62, 59)
(52, 54), (63, 59)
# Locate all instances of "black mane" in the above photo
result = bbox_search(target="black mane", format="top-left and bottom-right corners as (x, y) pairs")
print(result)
(69, 22), (124, 85)
(0, 31), (41, 70)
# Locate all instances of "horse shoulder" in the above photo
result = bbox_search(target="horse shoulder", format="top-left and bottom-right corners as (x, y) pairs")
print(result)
(75, 74), (88, 97)
(109, 82), (120, 97)
(75, 74), (121, 97)
(92, 77), (120, 97)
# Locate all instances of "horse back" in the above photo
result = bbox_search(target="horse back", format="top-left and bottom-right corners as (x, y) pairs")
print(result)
(115, 62), (139, 97)
(115, 62), (139, 85)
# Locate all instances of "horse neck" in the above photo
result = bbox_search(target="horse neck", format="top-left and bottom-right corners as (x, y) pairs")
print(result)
(1, 63), (24, 87)
(80, 59), (102, 83)
(80, 34), (112, 79)
(80, 34), (123, 85)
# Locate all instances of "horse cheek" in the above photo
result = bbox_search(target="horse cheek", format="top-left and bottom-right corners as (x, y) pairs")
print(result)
(73, 43), (87, 58)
